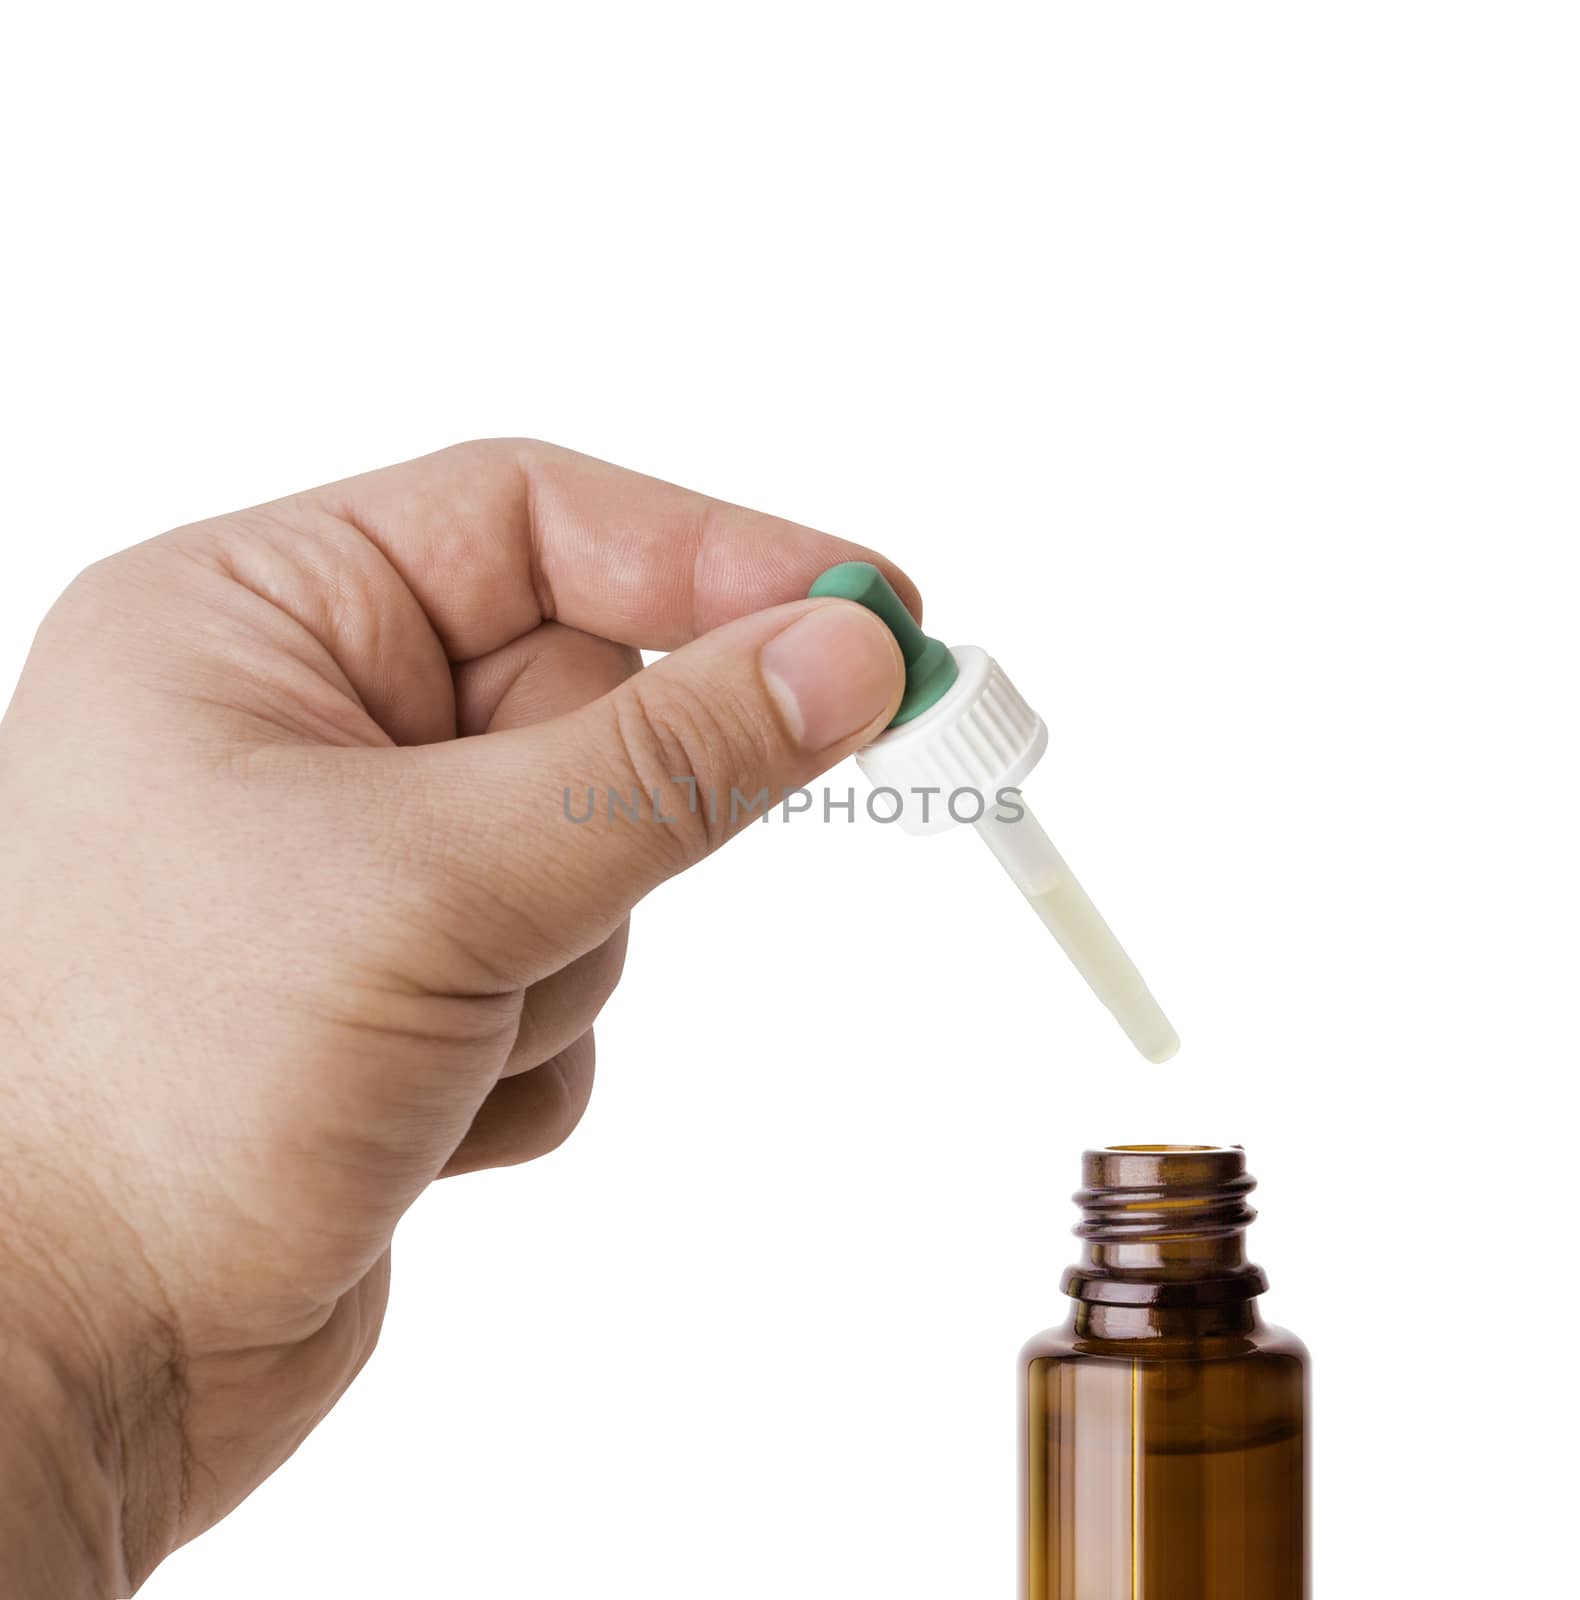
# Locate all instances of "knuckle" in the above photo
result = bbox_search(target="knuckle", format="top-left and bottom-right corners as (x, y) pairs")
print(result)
(38, 547), (188, 672)
(56, 549), (152, 624)
(608, 676), (763, 866)
(435, 436), (551, 480)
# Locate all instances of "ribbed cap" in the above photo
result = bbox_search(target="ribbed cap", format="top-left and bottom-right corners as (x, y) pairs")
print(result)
(852, 645), (1048, 835)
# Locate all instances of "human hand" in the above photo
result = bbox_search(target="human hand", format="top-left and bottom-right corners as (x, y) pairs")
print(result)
(0, 441), (911, 1596)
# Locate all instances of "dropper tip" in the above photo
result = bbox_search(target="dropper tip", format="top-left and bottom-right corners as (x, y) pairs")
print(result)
(1144, 1027), (1181, 1065)
(1123, 999), (1180, 1064)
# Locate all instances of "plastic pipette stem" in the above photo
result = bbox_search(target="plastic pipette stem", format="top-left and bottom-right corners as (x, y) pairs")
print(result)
(974, 802), (1180, 1063)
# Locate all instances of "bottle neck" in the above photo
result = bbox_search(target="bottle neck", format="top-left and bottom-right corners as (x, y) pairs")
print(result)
(1072, 1299), (1263, 1340)
(1061, 1145), (1269, 1344)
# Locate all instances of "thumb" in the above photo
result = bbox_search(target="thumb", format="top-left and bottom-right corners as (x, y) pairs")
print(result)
(423, 598), (905, 972)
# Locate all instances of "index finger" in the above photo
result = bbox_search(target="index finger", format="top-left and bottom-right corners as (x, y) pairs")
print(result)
(300, 438), (924, 662)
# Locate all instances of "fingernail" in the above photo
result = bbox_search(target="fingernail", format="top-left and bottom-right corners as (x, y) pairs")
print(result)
(761, 602), (903, 751)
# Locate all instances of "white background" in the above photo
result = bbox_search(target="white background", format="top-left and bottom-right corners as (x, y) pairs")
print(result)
(3, 3), (1577, 1594)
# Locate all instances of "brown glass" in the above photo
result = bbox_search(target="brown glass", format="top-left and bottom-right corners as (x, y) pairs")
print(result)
(1021, 1146), (1309, 1599)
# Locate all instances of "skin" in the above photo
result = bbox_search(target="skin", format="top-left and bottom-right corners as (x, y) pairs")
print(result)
(0, 440), (914, 1597)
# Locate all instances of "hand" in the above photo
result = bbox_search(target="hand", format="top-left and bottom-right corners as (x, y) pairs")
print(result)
(0, 441), (912, 1596)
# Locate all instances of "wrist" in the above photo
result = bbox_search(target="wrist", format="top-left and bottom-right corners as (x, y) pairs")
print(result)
(1, 1154), (189, 1596)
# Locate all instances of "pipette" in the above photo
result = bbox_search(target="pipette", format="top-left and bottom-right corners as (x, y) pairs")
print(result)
(809, 562), (1179, 1064)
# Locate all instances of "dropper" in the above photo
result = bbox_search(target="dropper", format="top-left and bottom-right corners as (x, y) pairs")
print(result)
(809, 561), (1179, 1064)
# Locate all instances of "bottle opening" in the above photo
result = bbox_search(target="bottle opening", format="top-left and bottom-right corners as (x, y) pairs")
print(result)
(1106, 1143), (1218, 1153)
(1062, 1143), (1269, 1309)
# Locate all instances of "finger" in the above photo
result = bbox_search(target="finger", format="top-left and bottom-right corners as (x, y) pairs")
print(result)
(500, 923), (628, 1078)
(161, 439), (919, 751)
(301, 438), (925, 660)
(454, 621), (640, 738)
(440, 1032), (596, 1178)
(462, 624), (633, 1074)
(408, 595), (904, 978)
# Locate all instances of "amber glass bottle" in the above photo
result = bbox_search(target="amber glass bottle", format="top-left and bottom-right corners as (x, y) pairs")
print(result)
(1021, 1145), (1309, 1599)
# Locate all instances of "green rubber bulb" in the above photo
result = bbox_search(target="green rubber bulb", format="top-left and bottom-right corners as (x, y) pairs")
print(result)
(808, 561), (958, 726)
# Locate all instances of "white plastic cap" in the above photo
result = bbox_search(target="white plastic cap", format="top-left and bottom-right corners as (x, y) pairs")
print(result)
(854, 645), (1048, 836)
